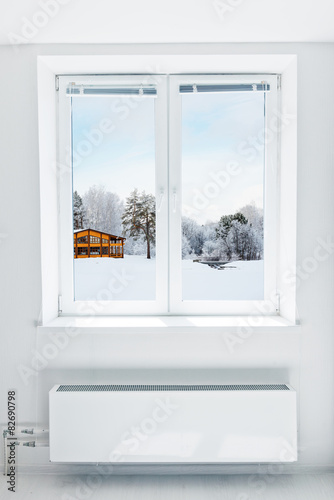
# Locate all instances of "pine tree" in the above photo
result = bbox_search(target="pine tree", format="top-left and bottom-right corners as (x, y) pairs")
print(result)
(215, 212), (248, 261)
(122, 189), (156, 259)
(215, 212), (248, 241)
(73, 191), (85, 230)
(215, 209), (264, 261)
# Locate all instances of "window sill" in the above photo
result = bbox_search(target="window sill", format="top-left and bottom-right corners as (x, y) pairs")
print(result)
(37, 315), (300, 333)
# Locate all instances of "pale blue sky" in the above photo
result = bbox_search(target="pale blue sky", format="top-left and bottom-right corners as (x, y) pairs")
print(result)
(72, 96), (156, 199)
(181, 91), (265, 223)
(72, 91), (265, 224)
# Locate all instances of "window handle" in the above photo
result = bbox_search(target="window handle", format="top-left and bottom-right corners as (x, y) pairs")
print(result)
(173, 191), (177, 213)
(157, 190), (164, 213)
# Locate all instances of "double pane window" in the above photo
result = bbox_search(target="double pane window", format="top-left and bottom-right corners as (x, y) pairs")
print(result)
(58, 74), (278, 316)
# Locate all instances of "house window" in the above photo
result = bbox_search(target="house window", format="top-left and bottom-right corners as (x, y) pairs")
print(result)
(58, 74), (279, 316)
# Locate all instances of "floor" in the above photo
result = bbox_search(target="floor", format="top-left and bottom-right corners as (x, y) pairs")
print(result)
(1, 473), (334, 500)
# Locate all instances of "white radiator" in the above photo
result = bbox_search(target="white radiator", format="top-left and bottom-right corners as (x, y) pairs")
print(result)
(49, 384), (297, 463)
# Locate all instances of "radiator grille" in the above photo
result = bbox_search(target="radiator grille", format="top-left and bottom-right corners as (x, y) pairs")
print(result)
(57, 384), (289, 392)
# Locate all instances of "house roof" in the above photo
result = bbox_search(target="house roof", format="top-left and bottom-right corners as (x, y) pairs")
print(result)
(74, 228), (126, 240)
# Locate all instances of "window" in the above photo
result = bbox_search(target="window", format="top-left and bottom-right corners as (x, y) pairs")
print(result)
(57, 73), (279, 316)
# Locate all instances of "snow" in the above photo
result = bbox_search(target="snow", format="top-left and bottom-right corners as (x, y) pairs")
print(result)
(74, 255), (156, 301)
(74, 256), (263, 301)
(182, 259), (263, 300)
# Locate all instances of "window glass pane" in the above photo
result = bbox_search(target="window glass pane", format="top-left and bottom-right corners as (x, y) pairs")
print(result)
(72, 95), (156, 301)
(181, 91), (265, 300)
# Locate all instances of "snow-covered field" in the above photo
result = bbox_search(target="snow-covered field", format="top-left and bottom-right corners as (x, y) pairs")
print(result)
(74, 256), (263, 301)
(182, 259), (263, 300)
(74, 255), (156, 301)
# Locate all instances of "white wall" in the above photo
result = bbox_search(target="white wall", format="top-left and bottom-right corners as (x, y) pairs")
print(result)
(0, 43), (334, 469)
(1, 0), (334, 44)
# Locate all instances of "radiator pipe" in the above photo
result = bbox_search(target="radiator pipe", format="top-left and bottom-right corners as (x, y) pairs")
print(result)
(3, 431), (49, 476)
(2, 426), (48, 435)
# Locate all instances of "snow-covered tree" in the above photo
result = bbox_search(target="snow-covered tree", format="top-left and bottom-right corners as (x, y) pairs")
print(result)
(73, 190), (86, 230)
(215, 208), (263, 261)
(215, 213), (247, 260)
(182, 217), (206, 256)
(104, 191), (124, 236)
(239, 203), (263, 235)
(238, 204), (264, 260)
(82, 185), (105, 229)
(82, 185), (124, 236)
(122, 189), (156, 259)
(202, 239), (221, 261)
(216, 212), (248, 240)
(182, 234), (192, 259)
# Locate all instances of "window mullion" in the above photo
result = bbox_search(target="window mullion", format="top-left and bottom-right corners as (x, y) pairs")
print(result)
(168, 77), (183, 312)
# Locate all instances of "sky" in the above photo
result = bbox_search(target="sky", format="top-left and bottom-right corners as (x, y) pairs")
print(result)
(181, 91), (265, 224)
(72, 90), (265, 225)
(72, 95), (156, 200)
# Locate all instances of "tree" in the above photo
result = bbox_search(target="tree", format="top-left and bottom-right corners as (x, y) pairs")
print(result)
(73, 191), (86, 230)
(82, 185), (124, 236)
(215, 212), (248, 241)
(82, 185), (106, 230)
(238, 204), (264, 260)
(182, 234), (192, 259)
(215, 212), (248, 260)
(215, 209), (264, 261)
(182, 216), (206, 256)
(122, 189), (156, 259)
(104, 191), (124, 236)
(202, 239), (220, 261)
(239, 203), (263, 235)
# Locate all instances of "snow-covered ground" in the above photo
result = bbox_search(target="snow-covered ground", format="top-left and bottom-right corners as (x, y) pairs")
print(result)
(74, 256), (263, 301)
(74, 255), (156, 301)
(182, 259), (263, 300)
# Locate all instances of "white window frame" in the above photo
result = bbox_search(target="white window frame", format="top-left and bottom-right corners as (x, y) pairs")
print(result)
(58, 75), (279, 315)
(37, 54), (297, 327)
(58, 73), (279, 317)
(58, 75), (169, 315)
(169, 74), (278, 315)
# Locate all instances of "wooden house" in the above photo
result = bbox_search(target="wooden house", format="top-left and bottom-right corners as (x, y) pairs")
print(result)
(74, 229), (125, 258)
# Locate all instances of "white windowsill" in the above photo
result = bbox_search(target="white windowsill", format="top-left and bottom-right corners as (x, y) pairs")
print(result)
(38, 315), (299, 333)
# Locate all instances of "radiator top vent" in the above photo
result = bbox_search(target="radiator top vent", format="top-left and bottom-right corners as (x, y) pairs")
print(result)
(57, 384), (289, 392)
